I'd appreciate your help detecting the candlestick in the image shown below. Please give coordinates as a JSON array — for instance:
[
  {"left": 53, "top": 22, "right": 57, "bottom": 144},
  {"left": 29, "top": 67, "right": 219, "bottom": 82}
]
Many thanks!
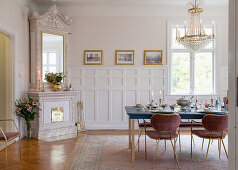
[
  {"left": 37, "top": 71, "right": 41, "bottom": 92},
  {"left": 38, "top": 79, "right": 41, "bottom": 92},
  {"left": 159, "top": 98, "right": 162, "bottom": 106},
  {"left": 42, "top": 82, "right": 45, "bottom": 92},
  {"left": 211, "top": 98, "right": 214, "bottom": 107}
]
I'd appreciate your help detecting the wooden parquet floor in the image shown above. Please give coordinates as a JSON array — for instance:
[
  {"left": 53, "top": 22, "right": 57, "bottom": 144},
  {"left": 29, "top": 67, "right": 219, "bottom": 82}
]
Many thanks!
[{"left": 0, "top": 130, "right": 192, "bottom": 170}]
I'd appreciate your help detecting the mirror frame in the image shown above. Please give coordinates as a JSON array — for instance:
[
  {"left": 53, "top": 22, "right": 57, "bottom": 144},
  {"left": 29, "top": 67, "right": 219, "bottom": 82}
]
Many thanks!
[{"left": 41, "top": 31, "right": 65, "bottom": 83}]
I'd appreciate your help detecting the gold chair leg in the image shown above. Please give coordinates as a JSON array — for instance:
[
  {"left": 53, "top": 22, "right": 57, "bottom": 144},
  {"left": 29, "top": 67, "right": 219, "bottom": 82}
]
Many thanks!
[
  {"left": 191, "top": 133, "right": 193, "bottom": 158},
  {"left": 145, "top": 132, "right": 147, "bottom": 160},
  {"left": 164, "top": 140, "right": 166, "bottom": 151},
  {"left": 218, "top": 139, "right": 220, "bottom": 159},
  {"left": 178, "top": 128, "right": 181, "bottom": 152},
  {"left": 221, "top": 139, "right": 228, "bottom": 159},
  {"left": 137, "top": 129, "right": 142, "bottom": 151},
  {"left": 19, "top": 136, "right": 21, "bottom": 160},
  {"left": 153, "top": 140, "right": 160, "bottom": 168},
  {"left": 170, "top": 139, "right": 180, "bottom": 169},
  {"left": 202, "top": 138, "right": 204, "bottom": 149},
  {"left": 192, "top": 135, "right": 195, "bottom": 146},
  {"left": 5, "top": 141, "right": 7, "bottom": 168},
  {"left": 204, "top": 138, "right": 212, "bottom": 168}
]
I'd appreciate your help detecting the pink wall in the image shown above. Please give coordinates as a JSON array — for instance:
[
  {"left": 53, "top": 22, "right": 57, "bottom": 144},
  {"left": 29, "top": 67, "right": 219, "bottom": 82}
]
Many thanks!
[{"left": 69, "top": 16, "right": 228, "bottom": 67}]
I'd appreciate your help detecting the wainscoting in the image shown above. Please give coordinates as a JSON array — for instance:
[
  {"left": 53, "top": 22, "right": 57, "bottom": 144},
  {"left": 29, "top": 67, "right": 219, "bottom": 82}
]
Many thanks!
[
  {"left": 70, "top": 66, "right": 228, "bottom": 130},
  {"left": 71, "top": 66, "right": 167, "bottom": 129}
]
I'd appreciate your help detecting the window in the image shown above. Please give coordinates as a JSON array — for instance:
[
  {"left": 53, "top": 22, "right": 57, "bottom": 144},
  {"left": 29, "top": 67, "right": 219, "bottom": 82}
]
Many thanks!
[
  {"left": 42, "top": 50, "right": 58, "bottom": 77},
  {"left": 169, "top": 24, "right": 216, "bottom": 94}
]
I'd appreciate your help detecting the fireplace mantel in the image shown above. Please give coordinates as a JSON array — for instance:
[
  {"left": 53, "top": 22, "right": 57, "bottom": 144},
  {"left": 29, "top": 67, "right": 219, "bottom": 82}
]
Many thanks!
[{"left": 28, "top": 91, "right": 78, "bottom": 141}]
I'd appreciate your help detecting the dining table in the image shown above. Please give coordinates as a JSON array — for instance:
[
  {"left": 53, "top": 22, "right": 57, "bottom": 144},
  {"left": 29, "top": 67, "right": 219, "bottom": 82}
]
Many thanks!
[{"left": 125, "top": 106, "right": 228, "bottom": 163}]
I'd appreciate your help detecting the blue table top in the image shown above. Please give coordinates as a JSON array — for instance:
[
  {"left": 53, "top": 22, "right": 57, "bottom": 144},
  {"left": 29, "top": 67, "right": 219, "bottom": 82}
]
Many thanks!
[{"left": 125, "top": 106, "right": 228, "bottom": 119}]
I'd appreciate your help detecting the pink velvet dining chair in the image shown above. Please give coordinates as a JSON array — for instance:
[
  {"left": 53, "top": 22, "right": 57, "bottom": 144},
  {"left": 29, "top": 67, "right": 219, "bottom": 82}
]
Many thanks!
[
  {"left": 145, "top": 113, "right": 181, "bottom": 168},
  {"left": 137, "top": 119, "right": 152, "bottom": 151},
  {"left": 178, "top": 120, "right": 203, "bottom": 151},
  {"left": 191, "top": 114, "right": 228, "bottom": 168},
  {"left": 0, "top": 119, "right": 21, "bottom": 167}
]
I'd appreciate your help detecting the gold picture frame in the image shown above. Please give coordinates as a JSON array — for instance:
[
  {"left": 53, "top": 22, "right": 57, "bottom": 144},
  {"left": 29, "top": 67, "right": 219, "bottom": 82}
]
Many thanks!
[
  {"left": 144, "top": 50, "right": 163, "bottom": 65},
  {"left": 84, "top": 50, "right": 103, "bottom": 65},
  {"left": 115, "top": 50, "right": 135, "bottom": 65}
]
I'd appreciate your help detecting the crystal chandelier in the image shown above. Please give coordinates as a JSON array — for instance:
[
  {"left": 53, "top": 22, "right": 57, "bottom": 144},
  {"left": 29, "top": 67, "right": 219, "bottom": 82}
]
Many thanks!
[{"left": 176, "top": 0, "right": 215, "bottom": 51}]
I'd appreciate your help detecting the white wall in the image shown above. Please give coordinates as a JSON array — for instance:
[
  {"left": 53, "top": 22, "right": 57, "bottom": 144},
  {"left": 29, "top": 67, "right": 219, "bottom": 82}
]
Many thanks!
[
  {"left": 0, "top": 0, "right": 31, "bottom": 136},
  {"left": 34, "top": 1, "right": 228, "bottom": 129}
]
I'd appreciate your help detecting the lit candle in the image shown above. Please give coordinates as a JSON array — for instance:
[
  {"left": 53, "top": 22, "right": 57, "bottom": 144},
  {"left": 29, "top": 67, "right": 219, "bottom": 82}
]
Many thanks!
[
  {"left": 151, "top": 91, "right": 154, "bottom": 100},
  {"left": 184, "top": 20, "right": 187, "bottom": 35},
  {"left": 212, "top": 21, "right": 215, "bottom": 35},
  {"left": 211, "top": 93, "right": 213, "bottom": 99}
]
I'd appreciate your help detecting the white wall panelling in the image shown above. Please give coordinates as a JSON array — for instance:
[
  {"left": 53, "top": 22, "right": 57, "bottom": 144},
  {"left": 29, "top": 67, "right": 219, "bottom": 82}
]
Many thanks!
[
  {"left": 71, "top": 66, "right": 228, "bottom": 130},
  {"left": 71, "top": 66, "right": 167, "bottom": 129}
]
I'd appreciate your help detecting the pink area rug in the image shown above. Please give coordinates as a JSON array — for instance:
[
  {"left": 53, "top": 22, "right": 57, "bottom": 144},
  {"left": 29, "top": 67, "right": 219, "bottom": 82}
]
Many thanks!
[{"left": 65, "top": 134, "right": 228, "bottom": 170}]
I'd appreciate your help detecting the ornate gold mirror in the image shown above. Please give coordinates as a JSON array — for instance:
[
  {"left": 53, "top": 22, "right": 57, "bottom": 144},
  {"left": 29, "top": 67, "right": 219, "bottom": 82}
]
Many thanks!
[{"left": 42, "top": 32, "right": 64, "bottom": 82}]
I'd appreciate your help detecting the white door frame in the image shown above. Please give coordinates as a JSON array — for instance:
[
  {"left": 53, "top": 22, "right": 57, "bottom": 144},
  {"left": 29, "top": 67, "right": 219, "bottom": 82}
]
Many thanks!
[
  {"left": 229, "top": 0, "right": 237, "bottom": 169},
  {"left": 0, "top": 23, "right": 17, "bottom": 128}
]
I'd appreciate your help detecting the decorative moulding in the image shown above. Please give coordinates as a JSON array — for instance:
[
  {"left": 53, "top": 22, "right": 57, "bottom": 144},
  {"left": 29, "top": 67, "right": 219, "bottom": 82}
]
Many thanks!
[
  {"left": 29, "top": 5, "right": 72, "bottom": 91},
  {"left": 29, "top": 5, "right": 72, "bottom": 32}
]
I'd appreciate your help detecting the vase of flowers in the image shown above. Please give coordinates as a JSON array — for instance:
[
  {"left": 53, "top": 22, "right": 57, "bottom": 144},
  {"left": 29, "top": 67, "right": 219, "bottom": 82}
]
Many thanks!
[
  {"left": 45, "top": 72, "right": 65, "bottom": 91},
  {"left": 15, "top": 97, "right": 40, "bottom": 140}
]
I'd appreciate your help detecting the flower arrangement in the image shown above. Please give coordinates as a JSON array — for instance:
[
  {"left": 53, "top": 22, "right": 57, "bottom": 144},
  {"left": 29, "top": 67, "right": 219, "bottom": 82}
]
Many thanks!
[
  {"left": 45, "top": 72, "right": 65, "bottom": 85},
  {"left": 161, "top": 104, "right": 167, "bottom": 109},
  {"left": 169, "top": 104, "right": 175, "bottom": 111},
  {"left": 205, "top": 104, "right": 210, "bottom": 108},
  {"left": 136, "top": 104, "right": 142, "bottom": 109},
  {"left": 15, "top": 97, "right": 40, "bottom": 139}
]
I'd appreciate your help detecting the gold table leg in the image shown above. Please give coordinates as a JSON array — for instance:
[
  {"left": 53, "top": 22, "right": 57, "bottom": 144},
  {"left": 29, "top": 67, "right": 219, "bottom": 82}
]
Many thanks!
[
  {"left": 131, "top": 119, "right": 135, "bottom": 163},
  {"left": 129, "top": 118, "right": 132, "bottom": 149}
]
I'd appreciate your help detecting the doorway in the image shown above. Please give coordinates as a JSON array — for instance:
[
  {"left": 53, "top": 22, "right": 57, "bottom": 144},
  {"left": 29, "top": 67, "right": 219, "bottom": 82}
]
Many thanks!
[{"left": 0, "top": 31, "right": 15, "bottom": 150}]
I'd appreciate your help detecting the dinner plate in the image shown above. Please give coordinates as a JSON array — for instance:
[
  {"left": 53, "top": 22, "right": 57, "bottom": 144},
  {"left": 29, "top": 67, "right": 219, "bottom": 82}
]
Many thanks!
[
  {"left": 197, "top": 110, "right": 223, "bottom": 113},
  {"left": 151, "top": 110, "right": 174, "bottom": 113}
]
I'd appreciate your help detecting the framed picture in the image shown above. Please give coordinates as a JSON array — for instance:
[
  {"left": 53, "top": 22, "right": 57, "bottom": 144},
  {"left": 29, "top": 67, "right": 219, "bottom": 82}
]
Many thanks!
[
  {"left": 144, "top": 50, "right": 163, "bottom": 65},
  {"left": 84, "top": 50, "right": 103, "bottom": 65},
  {"left": 116, "top": 50, "right": 135, "bottom": 65}
]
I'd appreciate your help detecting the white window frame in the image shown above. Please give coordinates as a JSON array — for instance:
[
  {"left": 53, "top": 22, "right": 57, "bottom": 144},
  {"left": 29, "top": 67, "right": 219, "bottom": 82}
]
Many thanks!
[
  {"left": 167, "top": 21, "right": 220, "bottom": 95},
  {"left": 42, "top": 49, "right": 59, "bottom": 74}
]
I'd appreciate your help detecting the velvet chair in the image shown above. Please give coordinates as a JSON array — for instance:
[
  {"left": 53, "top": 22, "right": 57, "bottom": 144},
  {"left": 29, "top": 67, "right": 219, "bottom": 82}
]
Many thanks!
[
  {"left": 137, "top": 119, "right": 152, "bottom": 151},
  {"left": 0, "top": 119, "right": 21, "bottom": 167},
  {"left": 178, "top": 120, "right": 203, "bottom": 151},
  {"left": 145, "top": 113, "right": 181, "bottom": 168},
  {"left": 191, "top": 114, "right": 228, "bottom": 168}
]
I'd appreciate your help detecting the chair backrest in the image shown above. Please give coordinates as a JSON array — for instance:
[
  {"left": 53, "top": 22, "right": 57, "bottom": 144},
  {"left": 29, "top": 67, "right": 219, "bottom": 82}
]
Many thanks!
[
  {"left": 202, "top": 114, "right": 228, "bottom": 132},
  {"left": 151, "top": 113, "right": 181, "bottom": 132}
]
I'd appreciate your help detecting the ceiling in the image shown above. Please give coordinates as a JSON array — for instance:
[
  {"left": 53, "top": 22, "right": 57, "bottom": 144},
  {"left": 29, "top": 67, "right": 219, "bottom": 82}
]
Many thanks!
[{"left": 31, "top": 0, "right": 228, "bottom": 6}]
